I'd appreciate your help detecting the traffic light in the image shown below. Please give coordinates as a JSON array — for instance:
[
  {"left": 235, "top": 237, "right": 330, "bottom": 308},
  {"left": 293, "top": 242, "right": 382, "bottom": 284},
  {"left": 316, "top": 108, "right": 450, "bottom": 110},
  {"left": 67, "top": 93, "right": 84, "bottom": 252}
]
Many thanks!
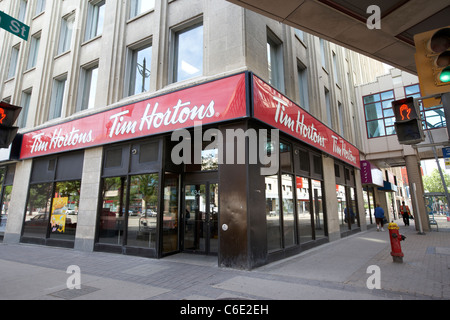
[
  {"left": 0, "top": 101, "right": 22, "bottom": 149},
  {"left": 414, "top": 26, "right": 450, "bottom": 98},
  {"left": 392, "top": 97, "right": 424, "bottom": 145}
]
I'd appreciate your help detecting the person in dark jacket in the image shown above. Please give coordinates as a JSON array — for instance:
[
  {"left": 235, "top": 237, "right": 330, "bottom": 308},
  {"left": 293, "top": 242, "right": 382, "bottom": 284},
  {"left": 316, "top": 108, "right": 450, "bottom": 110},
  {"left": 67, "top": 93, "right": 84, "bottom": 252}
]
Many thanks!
[{"left": 374, "top": 204, "right": 385, "bottom": 231}]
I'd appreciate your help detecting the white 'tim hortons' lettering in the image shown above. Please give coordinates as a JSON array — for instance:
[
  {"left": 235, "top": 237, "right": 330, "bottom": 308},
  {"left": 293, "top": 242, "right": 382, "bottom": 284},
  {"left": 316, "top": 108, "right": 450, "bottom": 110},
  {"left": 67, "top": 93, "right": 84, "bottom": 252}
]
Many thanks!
[{"left": 273, "top": 96, "right": 326, "bottom": 148}]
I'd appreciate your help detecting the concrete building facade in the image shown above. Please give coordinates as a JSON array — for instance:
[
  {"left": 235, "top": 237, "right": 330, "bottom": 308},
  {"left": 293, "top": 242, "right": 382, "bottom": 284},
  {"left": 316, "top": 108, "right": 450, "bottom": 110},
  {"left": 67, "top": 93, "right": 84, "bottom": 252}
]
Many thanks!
[{"left": 0, "top": 0, "right": 388, "bottom": 269}]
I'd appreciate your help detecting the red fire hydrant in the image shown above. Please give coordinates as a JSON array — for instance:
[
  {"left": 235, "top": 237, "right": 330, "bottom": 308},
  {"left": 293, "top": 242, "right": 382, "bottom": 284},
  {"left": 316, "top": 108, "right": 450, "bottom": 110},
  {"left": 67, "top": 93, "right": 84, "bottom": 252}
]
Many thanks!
[{"left": 388, "top": 222, "right": 406, "bottom": 263}]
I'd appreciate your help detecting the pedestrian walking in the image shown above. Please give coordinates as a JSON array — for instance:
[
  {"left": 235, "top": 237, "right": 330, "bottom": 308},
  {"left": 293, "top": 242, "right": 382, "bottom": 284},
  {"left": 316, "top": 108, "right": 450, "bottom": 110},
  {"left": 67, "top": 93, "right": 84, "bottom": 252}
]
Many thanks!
[
  {"left": 400, "top": 201, "right": 410, "bottom": 226},
  {"left": 374, "top": 204, "right": 385, "bottom": 231}
]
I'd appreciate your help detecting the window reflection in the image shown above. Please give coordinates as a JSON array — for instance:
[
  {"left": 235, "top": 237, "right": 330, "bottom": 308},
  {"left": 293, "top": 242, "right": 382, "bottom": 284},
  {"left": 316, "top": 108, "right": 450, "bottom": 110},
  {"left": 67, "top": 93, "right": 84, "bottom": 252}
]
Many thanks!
[
  {"left": 174, "top": 24, "right": 203, "bottom": 82},
  {"left": 99, "top": 177, "right": 127, "bottom": 245},
  {"left": 163, "top": 173, "right": 179, "bottom": 253},
  {"left": 49, "top": 181, "right": 81, "bottom": 241},
  {"left": 296, "top": 177, "right": 312, "bottom": 243},
  {"left": 282, "top": 174, "right": 295, "bottom": 247},
  {"left": 265, "top": 175, "right": 281, "bottom": 252},
  {"left": 127, "top": 174, "right": 158, "bottom": 249},
  {"left": 23, "top": 183, "right": 53, "bottom": 238}
]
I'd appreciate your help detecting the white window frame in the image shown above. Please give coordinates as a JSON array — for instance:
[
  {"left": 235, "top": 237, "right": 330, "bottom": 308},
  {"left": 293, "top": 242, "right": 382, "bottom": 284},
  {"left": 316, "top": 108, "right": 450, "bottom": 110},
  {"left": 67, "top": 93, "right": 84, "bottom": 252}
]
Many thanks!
[
  {"left": 129, "top": 0, "right": 155, "bottom": 19},
  {"left": 48, "top": 76, "right": 67, "bottom": 120},
  {"left": 7, "top": 45, "right": 20, "bottom": 79},
  {"left": 27, "top": 33, "right": 41, "bottom": 70},
  {"left": 77, "top": 63, "right": 99, "bottom": 112},
  {"left": 85, "top": 0, "right": 105, "bottom": 41},
  {"left": 57, "top": 14, "right": 75, "bottom": 55},
  {"left": 267, "top": 30, "right": 285, "bottom": 93}
]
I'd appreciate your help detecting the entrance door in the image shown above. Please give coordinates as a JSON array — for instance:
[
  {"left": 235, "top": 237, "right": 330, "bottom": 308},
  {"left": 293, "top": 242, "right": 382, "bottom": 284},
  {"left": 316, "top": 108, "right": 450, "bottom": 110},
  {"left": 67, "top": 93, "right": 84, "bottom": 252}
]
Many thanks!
[{"left": 183, "top": 181, "right": 219, "bottom": 255}]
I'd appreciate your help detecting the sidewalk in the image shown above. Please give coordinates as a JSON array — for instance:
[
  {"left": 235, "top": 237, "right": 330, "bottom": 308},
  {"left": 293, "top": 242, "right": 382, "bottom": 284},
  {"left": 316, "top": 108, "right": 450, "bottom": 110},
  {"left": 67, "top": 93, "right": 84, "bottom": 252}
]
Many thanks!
[{"left": 0, "top": 218, "right": 449, "bottom": 300}]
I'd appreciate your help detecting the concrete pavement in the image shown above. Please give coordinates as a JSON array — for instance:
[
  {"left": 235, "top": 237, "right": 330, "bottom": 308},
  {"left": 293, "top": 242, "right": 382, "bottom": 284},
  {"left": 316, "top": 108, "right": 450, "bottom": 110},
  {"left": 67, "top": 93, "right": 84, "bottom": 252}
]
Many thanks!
[{"left": 0, "top": 218, "right": 449, "bottom": 301}]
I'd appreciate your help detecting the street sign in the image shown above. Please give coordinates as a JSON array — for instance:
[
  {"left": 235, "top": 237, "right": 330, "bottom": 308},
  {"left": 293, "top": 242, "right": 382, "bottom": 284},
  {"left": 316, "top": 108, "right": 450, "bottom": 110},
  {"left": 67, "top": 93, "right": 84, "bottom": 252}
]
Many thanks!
[
  {"left": 0, "top": 11, "right": 30, "bottom": 41},
  {"left": 443, "top": 147, "right": 450, "bottom": 170}
]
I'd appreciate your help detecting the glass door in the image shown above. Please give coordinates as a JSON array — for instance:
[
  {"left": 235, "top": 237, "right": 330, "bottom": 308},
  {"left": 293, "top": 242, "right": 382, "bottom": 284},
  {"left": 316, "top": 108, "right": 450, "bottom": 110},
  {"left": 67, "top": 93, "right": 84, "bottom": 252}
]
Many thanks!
[{"left": 183, "top": 182, "right": 218, "bottom": 255}]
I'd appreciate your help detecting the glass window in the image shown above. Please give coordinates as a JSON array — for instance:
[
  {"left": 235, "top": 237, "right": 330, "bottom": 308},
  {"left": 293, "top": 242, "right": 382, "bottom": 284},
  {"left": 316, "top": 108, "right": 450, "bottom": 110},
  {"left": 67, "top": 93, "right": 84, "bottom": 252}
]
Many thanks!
[
  {"left": 8, "top": 46, "right": 20, "bottom": 79},
  {"left": 129, "top": 0, "right": 155, "bottom": 18},
  {"left": 23, "top": 183, "right": 53, "bottom": 238},
  {"left": 174, "top": 24, "right": 203, "bottom": 83},
  {"left": 337, "top": 184, "right": 348, "bottom": 232},
  {"left": 267, "top": 31, "right": 285, "bottom": 93},
  {"left": 48, "top": 77, "right": 67, "bottom": 120},
  {"left": 18, "top": 0, "right": 28, "bottom": 22},
  {"left": 18, "top": 90, "right": 31, "bottom": 128},
  {"left": 127, "top": 174, "right": 158, "bottom": 249},
  {"left": 57, "top": 14, "right": 74, "bottom": 55},
  {"left": 85, "top": 0, "right": 105, "bottom": 41},
  {"left": 296, "top": 177, "right": 312, "bottom": 243},
  {"left": 27, "top": 34, "right": 41, "bottom": 70},
  {"left": 265, "top": 175, "right": 281, "bottom": 252},
  {"left": 312, "top": 180, "right": 325, "bottom": 239},
  {"left": 367, "top": 120, "right": 385, "bottom": 138},
  {"left": 128, "top": 44, "right": 152, "bottom": 96},
  {"left": 49, "top": 181, "right": 81, "bottom": 241},
  {"left": 35, "top": 0, "right": 46, "bottom": 15},
  {"left": 98, "top": 177, "right": 127, "bottom": 245},
  {"left": 77, "top": 65, "right": 98, "bottom": 111},
  {"left": 297, "top": 64, "right": 309, "bottom": 111},
  {"left": 282, "top": 174, "right": 295, "bottom": 247},
  {"left": 0, "top": 186, "right": 12, "bottom": 237},
  {"left": 163, "top": 173, "right": 179, "bottom": 254},
  {"left": 363, "top": 91, "right": 395, "bottom": 138},
  {"left": 405, "top": 83, "right": 446, "bottom": 130}
]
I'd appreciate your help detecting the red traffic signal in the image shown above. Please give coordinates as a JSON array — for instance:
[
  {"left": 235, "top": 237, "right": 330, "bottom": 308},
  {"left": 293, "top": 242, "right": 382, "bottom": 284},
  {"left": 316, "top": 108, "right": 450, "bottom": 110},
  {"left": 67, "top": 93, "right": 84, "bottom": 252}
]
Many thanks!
[
  {"left": 0, "top": 101, "right": 22, "bottom": 149},
  {"left": 392, "top": 98, "right": 424, "bottom": 145},
  {"left": 392, "top": 97, "right": 419, "bottom": 122}
]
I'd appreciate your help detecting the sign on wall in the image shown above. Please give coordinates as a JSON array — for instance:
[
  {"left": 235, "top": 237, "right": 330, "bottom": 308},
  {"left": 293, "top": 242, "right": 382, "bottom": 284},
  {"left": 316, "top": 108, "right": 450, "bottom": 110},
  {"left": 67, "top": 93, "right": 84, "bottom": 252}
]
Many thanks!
[{"left": 252, "top": 75, "right": 360, "bottom": 168}]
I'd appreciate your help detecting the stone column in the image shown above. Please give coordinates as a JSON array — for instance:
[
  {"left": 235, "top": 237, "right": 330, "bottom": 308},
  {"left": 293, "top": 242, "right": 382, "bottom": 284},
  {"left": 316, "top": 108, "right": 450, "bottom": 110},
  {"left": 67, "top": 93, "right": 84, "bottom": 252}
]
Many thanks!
[
  {"left": 404, "top": 155, "right": 429, "bottom": 232},
  {"left": 74, "top": 147, "right": 103, "bottom": 251},
  {"left": 3, "top": 159, "right": 33, "bottom": 244}
]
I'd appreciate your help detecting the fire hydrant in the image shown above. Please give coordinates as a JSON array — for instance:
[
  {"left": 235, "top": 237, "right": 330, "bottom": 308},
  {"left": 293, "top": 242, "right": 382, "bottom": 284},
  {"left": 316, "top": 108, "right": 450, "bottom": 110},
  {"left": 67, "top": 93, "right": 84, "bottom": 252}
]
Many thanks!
[{"left": 388, "top": 222, "right": 406, "bottom": 263}]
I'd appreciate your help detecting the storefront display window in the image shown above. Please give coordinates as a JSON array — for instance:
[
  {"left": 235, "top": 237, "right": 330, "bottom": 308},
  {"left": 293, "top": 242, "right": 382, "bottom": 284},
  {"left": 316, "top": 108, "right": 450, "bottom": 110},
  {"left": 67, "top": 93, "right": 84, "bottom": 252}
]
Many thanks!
[
  {"left": 282, "top": 174, "right": 295, "bottom": 247},
  {"left": 23, "top": 183, "right": 53, "bottom": 239},
  {"left": 163, "top": 173, "right": 179, "bottom": 254},
  {"left": 0, "top": 165, "right": 14, "bottom": 239},
  {"left": 296, "top": 177, "right": 312, "bottom": 243},
  {"left": 98, "top": 177, "right": 127, "bottom": 245},
  {"left": 127, "top": 174, "right": 159, "bottom": 249},
  {"left": 312, "top": 179, "right": 326, "bottom": 239},
  {"left": 266, "top": 175, "right": 281, "bottom": 252}
]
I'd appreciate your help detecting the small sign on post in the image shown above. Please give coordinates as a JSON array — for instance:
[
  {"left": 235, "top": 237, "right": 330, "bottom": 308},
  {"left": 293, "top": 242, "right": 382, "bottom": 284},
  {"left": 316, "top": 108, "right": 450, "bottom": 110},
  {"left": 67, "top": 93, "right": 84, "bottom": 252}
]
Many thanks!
[
  {"left": 443, "top": 147, "right": 450, "bottom": 170},
  {"left": 0, "top": 11, "right": 30, "bottom": 41}
]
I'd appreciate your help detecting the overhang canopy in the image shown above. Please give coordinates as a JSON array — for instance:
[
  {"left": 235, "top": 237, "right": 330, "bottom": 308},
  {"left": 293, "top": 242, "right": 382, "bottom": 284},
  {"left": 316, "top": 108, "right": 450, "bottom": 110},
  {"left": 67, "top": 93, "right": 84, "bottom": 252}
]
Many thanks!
[{"left": 226, "top": 0, "right": 450, "bottom": 74}]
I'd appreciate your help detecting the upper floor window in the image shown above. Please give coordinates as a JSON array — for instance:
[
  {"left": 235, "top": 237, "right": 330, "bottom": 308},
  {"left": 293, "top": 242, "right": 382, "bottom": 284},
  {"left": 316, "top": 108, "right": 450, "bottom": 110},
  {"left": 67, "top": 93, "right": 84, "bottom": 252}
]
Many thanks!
[
  {"left": 363, "top": 90, "right": 395, "bottom": 138},
  {"left": 77, "top": 64, "right": 98, "bottom": 112},
  {"left": 57, "top": 14, "right": 75, "bottom": 55},
  {"left": 129, "top": 0, "right": 155, "bottom": 19},
  {"left": 85, "top": 0, "right": 105, "bottom": 41},
  {"left": 267, "top": 30, "right": 285, "bottom": 93},
  {"left": 48, "top": 76, "right": 67, "bottom": 120},
  {"left": 126, "top": 43, "right": 152, "bottom": 96},
  {"left": 27, "top": 33, "right": 41, "bottom": 70},
  {"left": 18, "top": 0, "right": 28, "bottom": 22},
  {"left": 173, "top": 23, "right": 203, "bottom": 83},
  {"left": 7, "top": 45, "right": 20, "bottom": 79},
  {"left": 35, "top": 0, "right": 46, "bottom": 16}
]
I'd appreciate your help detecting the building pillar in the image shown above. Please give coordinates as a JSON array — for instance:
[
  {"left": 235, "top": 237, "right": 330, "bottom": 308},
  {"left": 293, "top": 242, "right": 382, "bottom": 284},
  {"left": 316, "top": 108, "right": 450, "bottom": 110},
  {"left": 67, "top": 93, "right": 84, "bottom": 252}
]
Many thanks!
[
  {"left": 3, "top": 159, "right": 33, "bottom": 244},
  {"left": 404, "top": 155, "right": 429, "bottom": 232},
  {"left": 74, "top": 147, "right": 103, "bottom": 252},
  {"left": 354, "top": 169, "right": 367, "bottom": 231},
  {"left": 322, "top": 155, "right": 340, "bottom": 242}
]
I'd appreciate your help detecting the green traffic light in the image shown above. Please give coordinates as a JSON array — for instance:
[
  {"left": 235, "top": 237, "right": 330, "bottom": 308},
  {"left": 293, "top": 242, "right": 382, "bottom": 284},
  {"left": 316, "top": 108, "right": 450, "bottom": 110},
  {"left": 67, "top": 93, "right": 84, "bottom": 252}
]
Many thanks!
[{"left": 440, "top": 67, "right": 450, "bottom": 83}]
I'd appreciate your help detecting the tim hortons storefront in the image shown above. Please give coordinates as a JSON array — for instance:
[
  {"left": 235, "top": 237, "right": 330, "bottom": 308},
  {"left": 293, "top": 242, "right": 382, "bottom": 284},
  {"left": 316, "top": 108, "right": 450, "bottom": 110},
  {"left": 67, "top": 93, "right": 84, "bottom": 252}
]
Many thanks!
[{"left": 6, "top": 72, "right": 362, "bottom": 269}]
